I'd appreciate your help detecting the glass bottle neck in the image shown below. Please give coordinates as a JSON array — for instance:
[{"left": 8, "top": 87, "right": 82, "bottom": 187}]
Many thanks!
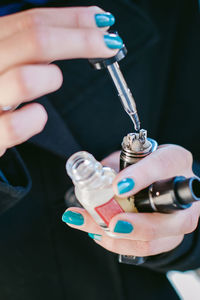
[{"left": 66, "top": 151, "right": 111, "bottom": 190}]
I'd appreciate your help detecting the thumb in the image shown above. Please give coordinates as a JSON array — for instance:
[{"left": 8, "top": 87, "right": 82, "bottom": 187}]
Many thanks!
[{"left": 101, "top": 151, "right": 120, "bottom": 172}]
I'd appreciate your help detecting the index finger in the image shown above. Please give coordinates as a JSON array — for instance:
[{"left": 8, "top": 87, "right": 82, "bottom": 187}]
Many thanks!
[
  {"left": 0, "top": 28, "right": 121, "bottom": 73},
  {"left": 0, "top": 6, "right": 113, "bottom": 40},
  {"left": 113, "top": 144, "right": 193, "bottom": 198}
]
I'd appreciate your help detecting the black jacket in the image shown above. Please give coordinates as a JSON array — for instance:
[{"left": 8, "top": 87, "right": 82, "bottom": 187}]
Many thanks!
[{"left": 0, "top": 0, "right": 199, "bottom": 299}]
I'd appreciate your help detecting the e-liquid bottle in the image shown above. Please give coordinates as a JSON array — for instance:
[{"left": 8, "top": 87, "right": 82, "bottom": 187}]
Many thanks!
[{"left": 66, "top": 151, "right": 123, "bottom": 231}]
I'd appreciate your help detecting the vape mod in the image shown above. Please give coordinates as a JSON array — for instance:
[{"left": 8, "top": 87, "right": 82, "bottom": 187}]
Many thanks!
[{"left": 118, "top": 129, "right": 157, "bottom": 265}]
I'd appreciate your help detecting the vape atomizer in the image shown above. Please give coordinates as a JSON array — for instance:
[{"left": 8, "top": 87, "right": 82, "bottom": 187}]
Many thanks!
[{"left": 120, "top": 129, "right": 157, "bottom": 169}]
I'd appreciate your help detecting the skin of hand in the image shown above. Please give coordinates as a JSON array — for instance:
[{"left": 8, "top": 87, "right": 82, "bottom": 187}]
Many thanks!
[
  {"left": 0, "top": 6, "right": 119, "bottom": 156},
  {"left": 63, "top": 145, "right": 200, "bottom": 257}
]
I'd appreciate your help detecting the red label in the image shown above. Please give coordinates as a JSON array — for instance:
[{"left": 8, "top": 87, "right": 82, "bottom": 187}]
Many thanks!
[{"left": 95, "top": 198, "right": 124, "bottom": 226}]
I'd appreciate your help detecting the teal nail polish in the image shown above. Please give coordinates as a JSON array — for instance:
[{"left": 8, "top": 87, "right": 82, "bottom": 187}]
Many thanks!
[
  {"left": 114, "top": 220, "right": 133, "bottom": 234},
  {"left": 95, "top": 13, "right": 115, "bottom": 28},
  {"left": 62, "top": 211, "right": 84, "bottom": 226},
  {"left": 88, "top": 233, "right": 102, "bottom": 241},
  {"left": 104, "top": 34, "right": 123, "bottom": 49},
  {"left": 117, "top": 178, "right": 135, "bottom": 194}
]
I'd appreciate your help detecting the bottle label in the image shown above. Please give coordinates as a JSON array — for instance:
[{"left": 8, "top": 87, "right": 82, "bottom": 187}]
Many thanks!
[
  {"left": 115, "top": 195, "right": 138, "bottom": 213},
  {"left": 95, "top": 198, "right": 124, "bottom": 226}
]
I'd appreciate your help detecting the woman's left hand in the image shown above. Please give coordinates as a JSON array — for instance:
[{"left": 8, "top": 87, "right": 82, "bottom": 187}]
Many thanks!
[{"left": 62, "top": 144, "right": 200, "bottom": 256}]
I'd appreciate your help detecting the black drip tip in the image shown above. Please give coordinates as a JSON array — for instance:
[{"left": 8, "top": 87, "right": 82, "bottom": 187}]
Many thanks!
[
  {"left": 135, "top": 176, "right": 200, "bottom": 213},
  {"left": 175, "top": 177, "right": 200, "bottom": 205}
]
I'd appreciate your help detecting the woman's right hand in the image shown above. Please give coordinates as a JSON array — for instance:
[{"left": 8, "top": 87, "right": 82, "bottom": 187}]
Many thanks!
[{"left": 0, "top": 6, "right": 120, "bottom": 156}]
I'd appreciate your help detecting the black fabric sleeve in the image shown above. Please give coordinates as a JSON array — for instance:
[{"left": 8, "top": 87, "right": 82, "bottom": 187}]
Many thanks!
[
  {"left": 0, "top": 148, "right": 32, "bottom": 215},
  {"left": 141, "top": 161, "right": 200, "bottom": 272}
]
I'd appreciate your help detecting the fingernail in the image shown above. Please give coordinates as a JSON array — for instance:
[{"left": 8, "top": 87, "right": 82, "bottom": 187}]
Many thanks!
[
  {"left": 88, "top": 233, "right": 102, "bottom": 241},
  {"left": 104, "top": 34, "right": 123, "bottom": 49},
  {"left": 62, "top": 211, "right": 84, "bottom": 226},
  {"left": 117, "top": 178, "right": 135, "bottom": 194},
  {"left": 95, "top": 13, "right": 115, "bottom": 28},
  {"left": 114, "top": 220, "right": 133, "bottom": 234}
]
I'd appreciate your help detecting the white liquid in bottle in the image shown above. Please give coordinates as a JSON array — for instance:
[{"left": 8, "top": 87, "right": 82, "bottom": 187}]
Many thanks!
[{"left": 66, "top": 151, "right": 124, "bottom": 231}]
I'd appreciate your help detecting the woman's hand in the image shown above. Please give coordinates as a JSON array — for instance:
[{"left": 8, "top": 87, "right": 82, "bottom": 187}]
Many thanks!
[
  {"left": 0, "top": 6, "right": 119, "bottom": 156},
  {"left": 63, "top": 145, "right": 200, "bottom": 256}
]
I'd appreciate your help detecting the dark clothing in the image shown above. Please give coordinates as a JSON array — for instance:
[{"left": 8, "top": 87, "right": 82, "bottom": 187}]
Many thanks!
[
  {"left": 0, "top": 0, "right": 200, "bottom": 299},
  {"left": 0, "top": 0, "right": 52, "bottom": 16}
]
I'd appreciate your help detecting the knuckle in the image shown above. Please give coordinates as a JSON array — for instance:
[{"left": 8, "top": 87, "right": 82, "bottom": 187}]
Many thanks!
[
  {"left": 143, "top": 223, "right": 157, "bottom": 241},
  {"left": 147, "top": 151, "right": 171, "bottom": 180},
  {"left": 20, "top": 9, "right": 42, "bottom": 30},
  {"left": 154, "top": 150, "right": 172, "bottom": 171},
  {"left": 171, "top": 145, "right": 193, "bottom": 168},
  {"left": 26, "top": 26, "right": 47, "bottom": 60},
  {"left": 152, "top": 145, "right": 193, "bottom": 176},
  {"left": 74, "top": 9, "right": 82, "bottom": 28},
  {"left": 139, "top": 241, "right": 154, "bottom": 256},
  {"left": 12, "top": 68, "right": 29, "bottom": 98},
  {"left": 82, "top": 30, "right": 101, "bottom": 56}
]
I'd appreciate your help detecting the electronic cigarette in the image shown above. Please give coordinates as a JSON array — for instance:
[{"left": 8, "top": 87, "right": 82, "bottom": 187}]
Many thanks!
[
  {"left": 68, "top": 29, "right": 199, "bottom": 264},
  {"left": 118, "top": 129, "right": 158, "bottom": 265},
  {"left": 66, "top": 150, "right": 200, "bottom": 252}
]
